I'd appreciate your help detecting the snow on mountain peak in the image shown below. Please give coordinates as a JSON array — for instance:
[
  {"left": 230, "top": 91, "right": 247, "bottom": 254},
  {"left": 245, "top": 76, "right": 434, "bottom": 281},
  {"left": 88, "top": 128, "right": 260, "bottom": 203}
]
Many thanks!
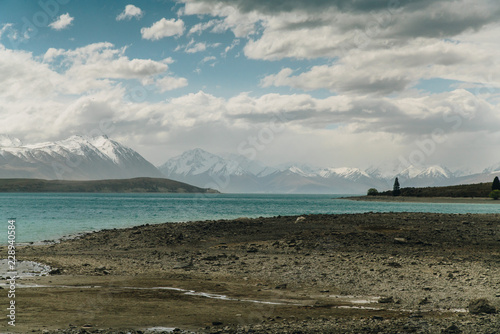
[
  {"left": 0, "top": 135, "right": 162, "bottom": 180},
  {"left": 318, "top": 167, "right": 371, "bottom": 179},
  {"left": 161, "top": 148, "right": 247, "bottom": 177},
  {"left": 0, "top": 135, "right": 22, "bottom": 147},
  {"left": 419, "top": 165, "right": 452, "bottom": 178}
]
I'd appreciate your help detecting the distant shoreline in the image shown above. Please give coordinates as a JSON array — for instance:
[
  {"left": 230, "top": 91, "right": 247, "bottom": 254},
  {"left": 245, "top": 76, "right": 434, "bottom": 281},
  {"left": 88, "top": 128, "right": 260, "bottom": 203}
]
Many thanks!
[
  {"left": 0, "top": 177, "right": 219, "bottom": 193},
  {"left": 342, "top": 195, "right": 500, "bottom": 204}
]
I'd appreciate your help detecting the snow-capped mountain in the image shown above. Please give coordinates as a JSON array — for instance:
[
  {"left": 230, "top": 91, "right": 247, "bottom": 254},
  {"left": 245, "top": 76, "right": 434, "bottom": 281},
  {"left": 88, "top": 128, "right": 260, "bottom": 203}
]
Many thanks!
[
  {"left": 159, "top": 149, "right": 264, "bottom": 193},
  {"left": 159, "top": 148, "right": 500, "bottom": 194},
  {"left": 0, "top": 135, "right": 163, "bottom": 180},
  {"left": 392, "top": 165, "right": 456, "bottom": 187},
  {"left": 159, "top": 149, "right": 386, "bottom": 193}
]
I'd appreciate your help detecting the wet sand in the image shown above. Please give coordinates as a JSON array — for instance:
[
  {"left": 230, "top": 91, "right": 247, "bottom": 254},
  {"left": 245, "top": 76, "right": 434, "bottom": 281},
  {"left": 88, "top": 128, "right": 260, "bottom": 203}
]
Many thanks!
[{"left": 1, "top": 213, "right": 500, "bottom": 333}]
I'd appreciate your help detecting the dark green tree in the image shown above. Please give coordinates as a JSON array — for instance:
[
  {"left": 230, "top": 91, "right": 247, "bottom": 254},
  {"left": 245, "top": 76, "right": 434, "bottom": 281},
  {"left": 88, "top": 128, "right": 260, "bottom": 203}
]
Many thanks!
[
  {"left": 492, "top": 176, "right": 500, "bottom": 191},
  {"left": 367, "top": 188, "right": 379, "bottom": 196},
  {"left": 393, "top": 177, "right": 401, "bottom": 196}
]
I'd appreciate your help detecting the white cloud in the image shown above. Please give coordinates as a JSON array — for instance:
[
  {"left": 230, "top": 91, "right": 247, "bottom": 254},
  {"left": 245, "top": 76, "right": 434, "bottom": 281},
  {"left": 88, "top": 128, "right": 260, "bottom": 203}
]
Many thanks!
[
  {"left": 0, "top": 24, "right": 13, "bottom": 39},
  {"left": 222, "top": 39, "right": 240, "bottom": 56},
  {"left": 42, "top": 43, "right": 177, "bottom": 94},
  {"left": 186, "top": 42, "right": 206, "bottom": 53},
  {"left": 188, "top": 19, "right": 223, "bottom": 35},
  {"left": 261, "top": 39, "right": 500, "bottom": 95},
  {"left": 182, "top": 1, "right": 263, "bottom": 37},
  {"left": 201, "top": 56, "right": 216, "bottom": 64},
  {"left": 155, "top": 76, "right": 188, "bottom": 92},
  {"left": 49, "top": 13, "right": 74, "bottom": 31},
  {"left": 175, "top": 39, "right": 221, "bottom": 53},
  {"left": 141, "top": 18, "right": 185, "bottom": 40},
  {"left": 1, "top": 39, "right": 498, "bottom": 169},
  {"left": 116, "top": 4, "right": 143, "bottom": 21}
]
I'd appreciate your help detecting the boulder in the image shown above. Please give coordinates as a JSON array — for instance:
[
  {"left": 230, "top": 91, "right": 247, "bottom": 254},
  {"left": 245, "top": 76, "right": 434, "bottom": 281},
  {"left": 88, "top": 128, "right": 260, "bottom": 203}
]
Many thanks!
[{"left": 468, "top": 298, "right": 496, "bottom": 314}]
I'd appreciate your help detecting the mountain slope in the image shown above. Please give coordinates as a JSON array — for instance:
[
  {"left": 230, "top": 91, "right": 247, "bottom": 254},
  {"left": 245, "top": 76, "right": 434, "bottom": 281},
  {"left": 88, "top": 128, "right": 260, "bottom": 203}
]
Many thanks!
[
  {"left": 0, "top": 177, "right": 218, "bottom": 193},
  {"left": 0, "top": 135, "right": 164, "bottom": 180}
]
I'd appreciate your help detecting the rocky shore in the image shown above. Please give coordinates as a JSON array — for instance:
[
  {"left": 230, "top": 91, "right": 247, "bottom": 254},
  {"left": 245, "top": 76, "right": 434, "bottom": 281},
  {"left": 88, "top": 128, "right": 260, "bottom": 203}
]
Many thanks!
[{"left": 2, "top": 212, "right": 500, "bottom": 333}]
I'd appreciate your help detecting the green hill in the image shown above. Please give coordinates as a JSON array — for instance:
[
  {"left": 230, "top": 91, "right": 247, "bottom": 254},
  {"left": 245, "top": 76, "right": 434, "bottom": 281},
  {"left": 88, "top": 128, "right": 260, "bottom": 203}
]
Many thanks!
[
  {"left": 0, "top": 177, "right": 219, "bottom": 193},
  {"left": 378, "top": 182, "right": 491, "bottom": 198}
]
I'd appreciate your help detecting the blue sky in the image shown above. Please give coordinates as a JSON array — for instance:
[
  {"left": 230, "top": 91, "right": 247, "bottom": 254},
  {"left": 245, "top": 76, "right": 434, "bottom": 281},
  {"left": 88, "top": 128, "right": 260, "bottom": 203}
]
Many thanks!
[{"left": 1, "top": 0, "right": 500, "bottom": 172}]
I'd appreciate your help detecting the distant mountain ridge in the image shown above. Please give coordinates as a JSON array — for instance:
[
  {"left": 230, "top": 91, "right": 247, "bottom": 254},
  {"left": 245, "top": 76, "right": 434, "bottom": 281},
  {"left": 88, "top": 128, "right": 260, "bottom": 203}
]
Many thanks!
[
  {"left": 0, "top": 177, "right": 218, "bottom": 193},
  {"left": 2, "top": 136, "right": 498, "bottom": 194},
  {"left": 0, "top": 135, "right": 163, "bottom": 180},
  {"left": 159, "top": 148, "right": 500, "bottom": 194}
]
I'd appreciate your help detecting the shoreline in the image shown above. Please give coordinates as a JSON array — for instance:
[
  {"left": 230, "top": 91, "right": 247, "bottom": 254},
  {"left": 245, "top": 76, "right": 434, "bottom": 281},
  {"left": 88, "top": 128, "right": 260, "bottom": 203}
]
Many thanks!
[
  {"left": 342, "top": 195, "right": 500, "bottom": 204},
  {"left": 3, "top": 212, "right": 499, "bottom": 333}
]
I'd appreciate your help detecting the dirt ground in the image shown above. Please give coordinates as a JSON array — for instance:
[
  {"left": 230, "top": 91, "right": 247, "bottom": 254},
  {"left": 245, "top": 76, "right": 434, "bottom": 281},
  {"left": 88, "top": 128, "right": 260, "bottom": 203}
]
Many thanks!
[{"left": 1, "top": 212, "right": 500, "bottom": 333}]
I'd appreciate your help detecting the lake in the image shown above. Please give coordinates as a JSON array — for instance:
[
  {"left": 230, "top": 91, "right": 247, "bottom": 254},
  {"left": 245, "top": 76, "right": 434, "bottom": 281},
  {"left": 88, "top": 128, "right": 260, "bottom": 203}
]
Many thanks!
[{"left": 2, "top": 193, "right": 500, "bottom": 244}]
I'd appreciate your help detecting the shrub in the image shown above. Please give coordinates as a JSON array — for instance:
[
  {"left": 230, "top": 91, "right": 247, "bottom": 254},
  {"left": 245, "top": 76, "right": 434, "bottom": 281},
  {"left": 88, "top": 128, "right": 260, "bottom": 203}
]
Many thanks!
[
  {"left": 367, "top": 188, "right": 379, "bottom": 196},
  {"left": 489, "top": 190, "right": 500, "bottom": 200}
]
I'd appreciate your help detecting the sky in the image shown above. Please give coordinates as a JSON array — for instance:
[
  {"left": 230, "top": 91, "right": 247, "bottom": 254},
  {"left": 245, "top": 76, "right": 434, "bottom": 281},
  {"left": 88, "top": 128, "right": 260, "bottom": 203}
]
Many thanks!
[{"left": 1, "top": 0, "right": 500, "bottom": 172}]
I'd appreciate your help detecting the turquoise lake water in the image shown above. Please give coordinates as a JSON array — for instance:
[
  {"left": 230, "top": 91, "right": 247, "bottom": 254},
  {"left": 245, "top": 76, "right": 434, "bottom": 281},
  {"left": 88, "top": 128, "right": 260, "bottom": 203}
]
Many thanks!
[{"left": 1, "top": 193, "right": 500, "bottom": 244}]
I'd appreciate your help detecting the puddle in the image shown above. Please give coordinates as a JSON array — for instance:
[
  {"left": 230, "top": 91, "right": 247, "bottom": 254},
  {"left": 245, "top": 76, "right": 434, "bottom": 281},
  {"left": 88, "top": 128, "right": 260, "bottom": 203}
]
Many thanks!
[
  {"left": 336, "top": 305, "right": 382, "bottom": 310},
  {"left": 145, "top": 327, "right": 177, "bottom": 333},
  {"left": 328, "top": 294, "right": 381, "bottom": 304},
  {"left": 125, "top": 286, "right": 302, "bottom": 305},
  {"left": 0, "top": 283, "right": 303, "bottom": 306},
  {"left": 0, "top": 259, "right": 51, "bottom": 278}
]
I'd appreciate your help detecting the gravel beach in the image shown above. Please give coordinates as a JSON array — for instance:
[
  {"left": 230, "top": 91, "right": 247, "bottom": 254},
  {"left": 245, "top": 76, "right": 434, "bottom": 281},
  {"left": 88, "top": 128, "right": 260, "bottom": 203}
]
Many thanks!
[{"left": 2, "top": 212, "right": 500, "bottom": 333}]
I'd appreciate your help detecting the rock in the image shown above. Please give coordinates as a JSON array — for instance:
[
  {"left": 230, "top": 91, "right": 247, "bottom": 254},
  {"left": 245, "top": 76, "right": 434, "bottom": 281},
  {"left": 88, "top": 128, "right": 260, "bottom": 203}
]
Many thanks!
[
  {"left": 468, "top": 298, "right": 497, "bottom": 314},
  {"left": 442, "top": 324, "right": 462, "bottom": 334},
  {"left": 173, "top": 258, "right": 193, "bottom": 269},
  {"left": 419, "top": 297, "right": 431, "bottom": 305},
  {"left": 295, "top": 216, "right": 306, "bottom": 223},
  {"left": 49, "top": 268, "right": 62, "bottom": 275},
  {"left": 378, "top": 296, "right": 394, "bottom": 304},
  {"left": 394, "top": 237, "right": 407, "bottom": 244},
  {"left": 275, "top": 283, "right": 287, "bottom": 289},
  {"left": 387, "top": 262, "right": 402, "bottom": 268},
  {"left": 212, "top": 321, "right": 223, "bottom": 326}
]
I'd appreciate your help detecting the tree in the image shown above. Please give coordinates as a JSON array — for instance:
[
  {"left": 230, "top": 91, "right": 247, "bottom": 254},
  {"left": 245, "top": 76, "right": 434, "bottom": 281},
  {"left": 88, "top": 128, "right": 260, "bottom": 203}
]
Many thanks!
[
  {"left": 367, "top": 188, "right": 379, "bottom": 196},
  {"left": 492, "top": 177, "right": 500, "bottom": 191},
  {"left": 393, "top": 177, "right": 401, "bottom": 196},
  {"left": 490, "top": 190, "right": 500, "bottom": 200}
]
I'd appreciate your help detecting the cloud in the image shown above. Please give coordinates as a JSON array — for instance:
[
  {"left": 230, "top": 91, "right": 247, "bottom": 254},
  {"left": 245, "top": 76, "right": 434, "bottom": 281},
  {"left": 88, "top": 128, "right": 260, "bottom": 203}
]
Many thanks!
[
  {"left": 42, "top": 43, "right": 180, "bottom": 94},
  {"left": 188, "top": 19, "right": 223, "bottom": 35},
  {"left": 175, "top": 39, "right": 221, "bottom": 53},
  {"left": 116, "top": 4, "right": 144, "bottom": 21},
  {"left": 141, "top": 18, "right": 185, "bottom": 40},
  {"left": 0, "top": 24, "right": 13, "bottom": 39},
  {"left": 49, "top": 13, "right": 74, "bottom": 30},
  {"left": 201, "top": 56, "right": 216, "bottom": 63},
  {"left": 261, "top": 39, "right": 500, "bottom": 95},
  {"left": 1, "top": 39, "right": 498, "bottom": 169},
  {"left": 180, "top": 0, "right": 500, "bottom": 61},
  {"left": 222, "top": 39, "right": 240, "bottom": 56},
  {"left": 185, "top": 42, "right": 207, "bottom": 53},
  {"left": 155, "top": 76, "right": 189, "bottom": 92}
]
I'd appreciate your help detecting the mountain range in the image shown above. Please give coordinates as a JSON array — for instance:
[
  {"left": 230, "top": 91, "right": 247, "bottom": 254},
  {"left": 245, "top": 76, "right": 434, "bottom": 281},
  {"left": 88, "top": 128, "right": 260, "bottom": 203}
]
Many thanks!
[
  {"left": 1, "top": 135, "right": 499, "bottom": 194},
  {"left": 159, "top": 148, "right": 500, "bottom": 194}
]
